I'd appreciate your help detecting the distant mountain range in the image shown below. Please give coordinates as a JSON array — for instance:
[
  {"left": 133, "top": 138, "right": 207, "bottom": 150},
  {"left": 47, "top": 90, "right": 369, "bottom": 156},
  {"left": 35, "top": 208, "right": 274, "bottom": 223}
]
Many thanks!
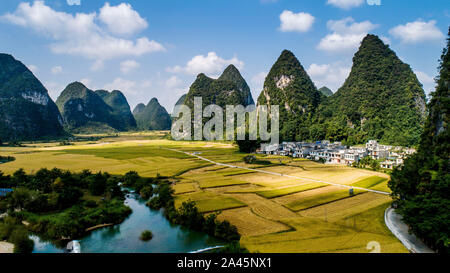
[
  {"left": 55, "top": 82, "right": 136, "bottom": 133},
  {"left": 0, "top": 34, "right": 428, "bottom": 145},
  {"left": 133, "top": 98, "right": 172, "bottom": 130},
  {"left": 319, "top": 87, "right": 333, "bottom": 97},
  {"left": 183, "top": 64, "right": 255, "bottom": 109}
]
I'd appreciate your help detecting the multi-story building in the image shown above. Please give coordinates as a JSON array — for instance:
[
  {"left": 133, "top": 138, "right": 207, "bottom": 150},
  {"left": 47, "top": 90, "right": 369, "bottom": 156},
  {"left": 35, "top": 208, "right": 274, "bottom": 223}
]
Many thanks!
[{"left": 258, "top": 140, "right": 414, "bottom": 169}]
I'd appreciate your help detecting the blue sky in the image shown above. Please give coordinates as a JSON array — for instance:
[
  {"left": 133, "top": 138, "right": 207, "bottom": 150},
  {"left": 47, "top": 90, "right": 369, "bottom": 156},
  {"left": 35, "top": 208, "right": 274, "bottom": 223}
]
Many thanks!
[{"left": 0, "top": 0, "right": 448, "bottom": 111}]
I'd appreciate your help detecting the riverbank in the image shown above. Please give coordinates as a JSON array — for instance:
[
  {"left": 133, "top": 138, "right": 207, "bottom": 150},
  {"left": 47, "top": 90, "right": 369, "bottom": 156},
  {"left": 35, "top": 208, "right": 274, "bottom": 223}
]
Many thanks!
[{"left": 0, "top": 241, "right": 13, "bottom": 253}]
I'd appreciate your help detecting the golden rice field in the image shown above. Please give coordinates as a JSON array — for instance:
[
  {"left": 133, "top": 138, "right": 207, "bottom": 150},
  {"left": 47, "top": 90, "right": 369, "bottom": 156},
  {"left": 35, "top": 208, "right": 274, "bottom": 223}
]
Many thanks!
[{"left": 0, "top": 132, "right": 407, "bottom": 253}]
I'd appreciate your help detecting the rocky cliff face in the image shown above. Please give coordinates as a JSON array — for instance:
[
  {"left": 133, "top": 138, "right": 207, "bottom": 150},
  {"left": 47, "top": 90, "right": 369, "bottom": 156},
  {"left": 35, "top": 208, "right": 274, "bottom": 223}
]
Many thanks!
[
  {"left": 0, "top": 53, "right": 64, "bottom": 141},
  {"left": 257, "top": 50, "right": 323, "bottom": 140}
]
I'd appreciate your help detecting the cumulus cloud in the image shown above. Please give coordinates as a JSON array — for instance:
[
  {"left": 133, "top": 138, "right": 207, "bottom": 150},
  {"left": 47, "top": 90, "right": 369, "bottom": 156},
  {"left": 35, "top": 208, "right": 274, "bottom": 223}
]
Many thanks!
[
  {"left": 51, "top": 66, "right": 63, "bottom": 75},
  {"left": 389, "top": 20, "right": 444, "bottom": 44},
  {"left": 27, "top": 64, "right": 38, "bottom": 73},
  {"left": 414, "top": 70, "right": 436, "bottom": 95},
  {"left": 1, "top": 1, "right": 164, "bottom": 69},
  {"left": 120, "top": 60, "right": 140, "bottom": 74},
  {"left": 307, "top": 62, "right": 351, "bottom": 91},
  {"left": 99, "top": 3, "right": 148, "bottom": 36},
  {"left": 279, "top": 10, "right": 315, "bottom": 33},
  {"left": 165, "top": 76, "right": 183, "bottom": 88},
  {"left": 167, "top": 52, "right": 244, "bottom": 77},
  {"left": 326, "top": 0, "right": 364, "bottom": 10},
  {"left": 80, "top": 78, "right": 92, "bottom": 87},
  {"left": 250, "top": 72, "right": 267, "bottom": 91},
  {"left": 318, "top": 17, "right": 378, "bottom": 52},
  {"left": 103, "top": 77, "right": 139, "bottom": 95}
]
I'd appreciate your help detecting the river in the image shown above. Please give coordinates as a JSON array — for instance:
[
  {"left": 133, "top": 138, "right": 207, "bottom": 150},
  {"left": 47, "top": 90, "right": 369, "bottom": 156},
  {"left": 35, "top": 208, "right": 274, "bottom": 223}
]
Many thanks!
[{"left": 32, "top": 192, "right": 223, "bottom": 253}]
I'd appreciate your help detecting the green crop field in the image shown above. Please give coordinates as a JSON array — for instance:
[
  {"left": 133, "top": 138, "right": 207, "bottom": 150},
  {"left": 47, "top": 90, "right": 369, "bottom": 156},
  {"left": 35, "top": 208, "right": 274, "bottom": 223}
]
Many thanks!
[
  {"left": 256, "top": 183, "right": 327, "bottom": 199},
  {"left": 284, "top": 189, "right": 366, "bottom": 211},
  {"left": 352, "top": 176, "right": 388, "bottom": 189}
]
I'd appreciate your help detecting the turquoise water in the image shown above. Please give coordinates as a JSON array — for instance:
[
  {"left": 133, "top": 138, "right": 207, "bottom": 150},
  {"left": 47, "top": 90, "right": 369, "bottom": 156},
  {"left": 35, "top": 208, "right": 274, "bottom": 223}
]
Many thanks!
[{"left": 32, "top": 193, "right": 223, "bottom": 253}]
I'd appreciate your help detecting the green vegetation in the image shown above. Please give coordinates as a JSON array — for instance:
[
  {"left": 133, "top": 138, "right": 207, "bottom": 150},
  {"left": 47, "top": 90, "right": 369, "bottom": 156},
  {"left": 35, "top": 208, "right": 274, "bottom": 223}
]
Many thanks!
[
  {"left": 56, "top": 82, "right": 137, "bottom": 133},
  {"left": 256, "top": 183, "right": 326, "bottom": 199},
  {"left": 138, "top": 180, "right": 241, "bottom": 242},
  {"left": 0, "top": 168, "right": 132, "bottom": 242},
  {"left": 133, "top": 98, "right": 172, "bottom": 130},
  {"left": 0, "top": 156, "right": 15, "bottom": 164},
  {"left": 174, "top": 192, "right": 246, "bottom": 213},
  {"left": 140, "top": 230, "right": 153, "bottom": 241},
  {"left": 65, "top": 146, "right": 190, "bottom": 160},
  {"left": 352, "top": 156, "right": 381, "bottom": 171},
  {"left": 184, "top": 65, "right": 254, "bottom": 110},
  {"left": 95, "top": 89, "right": 137, "bottom": 131},
  {"left": 255, "top": 35, "right": 426, "bottom": 147},
  {"left": 0, "top": 53, "right": 64, "bottom": 141},
  {"left": 257, "top": 49, "right": 323, "bottom": 141},
  {"left": 0, "top": 217, "right": 34, "bottom": 253},
  {"left": 351, "top": 176, "right": 387, "bottom": 189},
  {"left": 175, "top": 94, "right": 187, "bottom": 106},
  {"left": 313, "top": 34, "right": 426, "bottom": 146},
  {"left": 285, "top": 189, "right": 364, "bottom": 211},
  {"left": 319, "top": 86, "right": 333, "bottom": 97},
  {"left": 213, "top": 241, "right": 249, "bottom": 253},
  {"left": 389, "top": 29, "right": 450, "bottom": 253}
]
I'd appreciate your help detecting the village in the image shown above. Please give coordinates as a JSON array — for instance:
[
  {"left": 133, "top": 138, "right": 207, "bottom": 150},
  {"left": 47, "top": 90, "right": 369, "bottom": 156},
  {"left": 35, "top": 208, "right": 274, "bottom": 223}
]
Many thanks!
[{"left": 257, "top": 140, "right": 416, "bottom": 169}]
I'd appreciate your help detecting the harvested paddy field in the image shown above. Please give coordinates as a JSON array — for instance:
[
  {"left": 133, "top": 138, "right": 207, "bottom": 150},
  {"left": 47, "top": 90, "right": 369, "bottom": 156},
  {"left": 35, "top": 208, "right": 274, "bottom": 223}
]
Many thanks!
[{"left": 0, "top": 134, "right": 404, "bottom": 253}]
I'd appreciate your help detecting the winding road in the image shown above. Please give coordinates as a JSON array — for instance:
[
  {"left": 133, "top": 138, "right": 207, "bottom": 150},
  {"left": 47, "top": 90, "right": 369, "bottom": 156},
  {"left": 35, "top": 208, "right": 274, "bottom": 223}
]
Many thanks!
[{"left": 385, "top": 207, "right": 434, "bottom": 253}]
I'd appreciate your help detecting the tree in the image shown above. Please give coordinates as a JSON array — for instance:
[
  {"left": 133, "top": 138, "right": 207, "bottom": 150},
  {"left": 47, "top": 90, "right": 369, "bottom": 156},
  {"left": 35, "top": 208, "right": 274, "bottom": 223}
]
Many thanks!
[
  {"left": 140, "top": 230, "right": 153, "bottom": 241},
  {"left": 389, "top": 28, "right": 450, "bottom": 253},
  {"left": 9, "top": 228, "right": 34, "bottom": 253},
  {"left": 88, "top": 172, "right": 107, "bottom": 196}
]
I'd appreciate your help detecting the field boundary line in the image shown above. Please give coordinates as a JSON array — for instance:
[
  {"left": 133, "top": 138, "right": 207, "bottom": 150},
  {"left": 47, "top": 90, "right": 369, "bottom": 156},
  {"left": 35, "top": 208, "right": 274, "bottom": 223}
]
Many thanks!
[{"left": 165, "top": 148, "right": 390, "bottom": 196}]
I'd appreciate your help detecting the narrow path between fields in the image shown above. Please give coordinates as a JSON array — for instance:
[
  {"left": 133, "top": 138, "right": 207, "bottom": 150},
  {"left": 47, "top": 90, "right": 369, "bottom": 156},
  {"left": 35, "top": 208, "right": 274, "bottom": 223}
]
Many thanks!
[
  {"left": 385, "top": 207, "right": 434, "bottom": 253},
  {"left": 167, "top": 148, "right": 390, "bottom": 196}
]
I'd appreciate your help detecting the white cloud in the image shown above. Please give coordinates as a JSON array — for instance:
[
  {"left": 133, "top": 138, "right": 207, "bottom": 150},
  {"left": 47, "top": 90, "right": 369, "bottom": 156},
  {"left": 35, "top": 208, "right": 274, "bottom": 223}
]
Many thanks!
[
  {"left": 27, "top": 64, "right": 38, "bottom": 73},
  {"left": 165, "top": 76, "right": 183, "bottom": 88},
  {"left": 99, "top": 3, "right": 148, "bottom": 36},
  {"left": 307, "top": 62, "right": 351, "bottom": 91},
  {"left": 44, "top": 81, "right": 65, "bottom": 100},
  {"left": 120, "top": 60, "right": 140, "bottom": 74},
  {"left": 1, "top": 1, "right": 164, "bottom": 68},
  {"left": 251, "top": 72, "right": 267, "bottom": 90},
  {"left": 51, "top": 66, "right": 63, "bottom": 75},
  {"left": 327, "top": 0, "right": 364, "bottom": 10},
  {"left": 318, "top": 17, "right": 378, "bottom": 52},
  {"left": 103, "top": 77, "right": 138, "bottom": 95},
  {"left": 414, "top": 70, "right": 436, "bottom": 95},
  {"left": 380, "top": 35, "right": 391, "bottom": 45},
  {"left": 80, "top": 78, "right": 92, "bottom": 87},
  {"left": 167, "top": 52, "right": 244, "bottom": 77},
  {"left": 389, "top": 20, "right": 444, "bottom": 44},
  {"left": 279, "top": 10, "right": 315, "bottom": 33},
  {"left": 66, "top": 0, "right": 81, "bottom": 6}
]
